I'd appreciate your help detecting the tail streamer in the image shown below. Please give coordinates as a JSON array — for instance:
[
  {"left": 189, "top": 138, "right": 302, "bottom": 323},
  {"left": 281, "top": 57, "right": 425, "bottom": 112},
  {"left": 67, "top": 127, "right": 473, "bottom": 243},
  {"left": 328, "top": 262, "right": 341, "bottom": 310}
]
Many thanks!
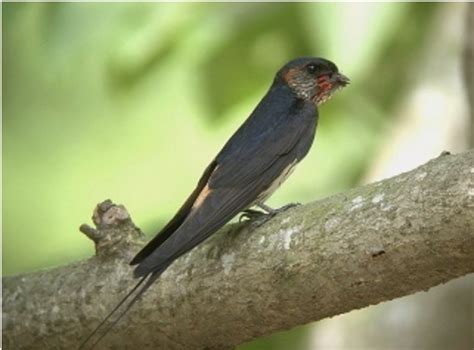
[{"left": 78, "top": 272, "right": 161, "bottom": 350}]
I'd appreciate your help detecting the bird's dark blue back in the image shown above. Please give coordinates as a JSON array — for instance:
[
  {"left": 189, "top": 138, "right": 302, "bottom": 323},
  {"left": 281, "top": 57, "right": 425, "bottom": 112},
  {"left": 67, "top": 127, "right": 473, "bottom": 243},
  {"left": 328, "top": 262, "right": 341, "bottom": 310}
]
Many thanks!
[
  {"left": 217, "top": 83, "right": 308, "bottom": 159},
  {"left": 212, "top": 82, "right": 318, "bottom": 189}
]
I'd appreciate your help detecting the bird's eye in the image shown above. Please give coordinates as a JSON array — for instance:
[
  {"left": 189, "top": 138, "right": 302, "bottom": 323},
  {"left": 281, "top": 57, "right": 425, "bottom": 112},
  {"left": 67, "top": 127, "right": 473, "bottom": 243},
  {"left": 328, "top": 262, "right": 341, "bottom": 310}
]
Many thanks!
[{"left": 306, "top": 64, "right": 318, "bottom": 74}]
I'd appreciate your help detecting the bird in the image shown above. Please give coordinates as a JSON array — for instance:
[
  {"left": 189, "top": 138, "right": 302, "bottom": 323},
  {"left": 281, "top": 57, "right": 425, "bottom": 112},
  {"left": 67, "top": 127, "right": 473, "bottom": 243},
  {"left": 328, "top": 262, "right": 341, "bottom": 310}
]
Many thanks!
[{"left": 79, "top": 56, "right": 349, "bottom": 349}]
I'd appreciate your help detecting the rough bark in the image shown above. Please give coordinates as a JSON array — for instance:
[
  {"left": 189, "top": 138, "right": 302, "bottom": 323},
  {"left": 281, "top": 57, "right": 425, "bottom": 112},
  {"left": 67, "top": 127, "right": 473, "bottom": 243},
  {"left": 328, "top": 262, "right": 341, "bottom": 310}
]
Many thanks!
[{"left": 3, "top": 150, "right": 474, "bottom": 350}]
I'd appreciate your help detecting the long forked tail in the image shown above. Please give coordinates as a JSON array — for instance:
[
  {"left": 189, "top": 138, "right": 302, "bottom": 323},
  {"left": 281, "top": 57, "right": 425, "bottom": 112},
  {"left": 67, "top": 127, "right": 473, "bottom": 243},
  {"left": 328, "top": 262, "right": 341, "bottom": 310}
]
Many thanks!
[{"left": 78, "top": 271, "right": 162, "bottom": 350}]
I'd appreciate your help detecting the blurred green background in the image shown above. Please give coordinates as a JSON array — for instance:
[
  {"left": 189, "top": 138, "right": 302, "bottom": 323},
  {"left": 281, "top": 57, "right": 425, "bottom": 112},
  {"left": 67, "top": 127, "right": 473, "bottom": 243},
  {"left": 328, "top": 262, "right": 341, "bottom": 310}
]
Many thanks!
[{"left": 4, "top": 3, "right": 471, "bottom": 350}]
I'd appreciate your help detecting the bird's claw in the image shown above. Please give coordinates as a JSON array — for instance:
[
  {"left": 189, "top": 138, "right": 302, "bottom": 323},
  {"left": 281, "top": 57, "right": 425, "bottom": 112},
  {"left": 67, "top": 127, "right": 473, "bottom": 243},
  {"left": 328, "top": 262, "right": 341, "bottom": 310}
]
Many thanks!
[
  {"left": 240, "top": 202, "right": 301, "bottom": 225},
  {"left": 259, "top": 202, "right": 301, "bottom": 215},
  {"left": 239, "top": 209, "right": 275, "bottom": 226},
  {"left": 273, "top": 202, "right": 301, "bottom": 214},
  {"left": 239, "top": 209, "right": 267, "bottom": 223}
]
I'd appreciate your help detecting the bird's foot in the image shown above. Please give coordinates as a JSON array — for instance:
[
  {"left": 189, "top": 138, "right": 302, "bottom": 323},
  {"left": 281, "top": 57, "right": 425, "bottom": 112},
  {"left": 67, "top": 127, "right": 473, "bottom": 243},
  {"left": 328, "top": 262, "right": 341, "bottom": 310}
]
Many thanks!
[
  {"left": 239, "top": 209, "right": 268, "bottom": 224},
  {"left": 240, "top": 202, "right": 301, "bottom": 226},
  {"left": 257, "top": 202, "right": 301, "bottom": 216}
]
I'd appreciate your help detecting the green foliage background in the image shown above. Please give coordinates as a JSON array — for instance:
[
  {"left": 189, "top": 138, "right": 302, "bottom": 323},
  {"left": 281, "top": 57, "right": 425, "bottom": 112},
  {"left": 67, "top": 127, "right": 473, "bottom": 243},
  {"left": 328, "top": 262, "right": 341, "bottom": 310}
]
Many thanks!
[{"left": 3, "top": 3, "right": 439, "bottom": 348}]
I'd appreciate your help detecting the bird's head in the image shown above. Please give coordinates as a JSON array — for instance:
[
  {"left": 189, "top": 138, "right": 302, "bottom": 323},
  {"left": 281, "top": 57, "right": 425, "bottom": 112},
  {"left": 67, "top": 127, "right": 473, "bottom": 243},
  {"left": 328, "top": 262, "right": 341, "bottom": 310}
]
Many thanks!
[{"left": 277, "top": 57, "right": 349, "bottom": 106}]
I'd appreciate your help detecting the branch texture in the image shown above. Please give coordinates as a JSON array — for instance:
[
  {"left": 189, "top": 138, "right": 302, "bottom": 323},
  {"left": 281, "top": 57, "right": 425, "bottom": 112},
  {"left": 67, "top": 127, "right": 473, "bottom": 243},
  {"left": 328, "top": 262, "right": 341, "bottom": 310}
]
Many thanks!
[{"left": 3, "top": 151, "right": 474, "bottom": 349}]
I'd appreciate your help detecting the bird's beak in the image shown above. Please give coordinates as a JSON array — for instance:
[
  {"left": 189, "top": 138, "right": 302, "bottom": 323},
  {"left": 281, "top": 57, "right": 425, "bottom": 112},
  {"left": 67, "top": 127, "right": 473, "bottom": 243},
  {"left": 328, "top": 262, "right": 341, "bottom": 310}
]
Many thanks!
[{"left": 333, "top": 72, "right": 350, "bottom": 87}]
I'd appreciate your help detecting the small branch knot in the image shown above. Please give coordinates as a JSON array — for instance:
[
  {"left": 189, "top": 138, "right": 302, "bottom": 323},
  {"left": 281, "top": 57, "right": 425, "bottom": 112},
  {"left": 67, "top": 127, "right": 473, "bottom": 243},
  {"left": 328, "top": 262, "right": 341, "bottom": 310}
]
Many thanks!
[
  {"left": 93, "top": 199, "right": 130, "bottom": 228},
  {"left": 80, "top": 199, "right": 145, "bottom": 259},
  {"left": 79, "top": 224, "right": 102, "bottom": 243}
]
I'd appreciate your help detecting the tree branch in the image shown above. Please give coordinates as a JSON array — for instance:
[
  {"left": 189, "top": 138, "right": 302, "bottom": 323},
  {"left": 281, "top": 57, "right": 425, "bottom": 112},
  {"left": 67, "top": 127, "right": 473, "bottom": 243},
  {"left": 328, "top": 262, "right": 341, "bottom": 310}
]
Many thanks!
[{"left": 3, "top": 150, "right": 474, "bottom": 350}]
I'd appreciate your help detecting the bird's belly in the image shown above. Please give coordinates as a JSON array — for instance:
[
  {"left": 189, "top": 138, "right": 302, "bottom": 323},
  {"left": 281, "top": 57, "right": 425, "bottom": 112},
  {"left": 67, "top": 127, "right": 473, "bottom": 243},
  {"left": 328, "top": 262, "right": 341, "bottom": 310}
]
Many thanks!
[{"left": 255, "top": 160, "right": 298, "bottom": 204}]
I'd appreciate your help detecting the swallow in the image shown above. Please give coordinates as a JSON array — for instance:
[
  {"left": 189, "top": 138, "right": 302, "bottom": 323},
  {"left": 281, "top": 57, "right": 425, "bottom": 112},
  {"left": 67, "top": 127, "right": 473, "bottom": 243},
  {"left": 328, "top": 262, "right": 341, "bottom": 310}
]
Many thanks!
[{"left": 80, "top": 57, "right": 349, "bottom": 349}]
